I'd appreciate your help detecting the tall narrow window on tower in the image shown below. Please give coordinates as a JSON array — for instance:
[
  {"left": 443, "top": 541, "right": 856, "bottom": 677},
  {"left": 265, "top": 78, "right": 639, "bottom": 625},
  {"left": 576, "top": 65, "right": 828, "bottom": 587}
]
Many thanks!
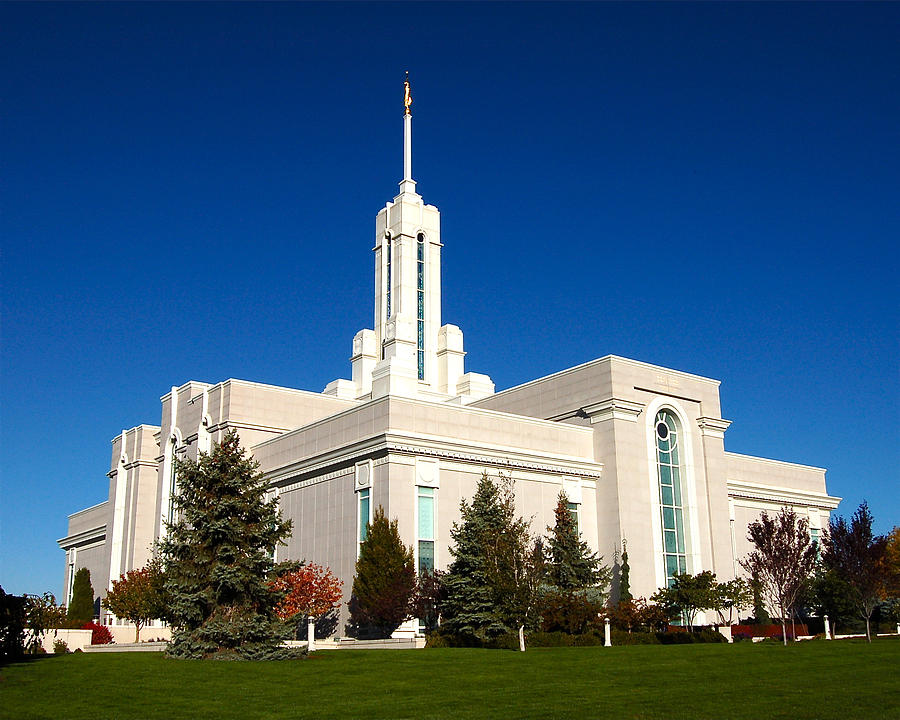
[
  {"left": 655, "top": 410, "right": 687, "bottom": 586},
  {"left": 416, "top": 233, "right": 425, "bottom": 380},
  {"left": 385, "top": 232, "right": 392, "bottom": 321}
]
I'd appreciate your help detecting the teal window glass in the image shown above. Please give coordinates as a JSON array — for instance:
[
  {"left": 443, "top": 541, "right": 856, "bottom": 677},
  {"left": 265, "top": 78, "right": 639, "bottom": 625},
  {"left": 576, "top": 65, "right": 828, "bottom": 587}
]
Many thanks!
[
  {"left": 567, "top": 501, "right": 579, "bottom": 535},
  {"left": 418, "top": 485, "right": 435, "bottom": 575},
  {"left": 418, "top": 487, "right": 434, "bottom": 540},
  {"left": 418, "top": 540, "right": 434, "bottom": 575},
  {"left": 359, "top": 488, "right": 370, "bottom": 543},
  {"left": 656, "top": 410, "right": 687, "bottom": 586}
]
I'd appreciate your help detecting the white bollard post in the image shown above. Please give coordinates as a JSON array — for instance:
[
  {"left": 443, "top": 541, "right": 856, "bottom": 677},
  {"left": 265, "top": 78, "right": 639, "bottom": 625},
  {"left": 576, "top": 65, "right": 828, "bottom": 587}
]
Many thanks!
[
  {"left": 307, "top": 616, "right": 316, "bottom": 652},
  {"left": 824, "top": 615, "right": 831, "bottom": 640},
  {"left": 895, "top": 623, "right": 899, "bottom": 636},
  {"left": 604, "top": 618, "right": 612, "bottom": 647}
]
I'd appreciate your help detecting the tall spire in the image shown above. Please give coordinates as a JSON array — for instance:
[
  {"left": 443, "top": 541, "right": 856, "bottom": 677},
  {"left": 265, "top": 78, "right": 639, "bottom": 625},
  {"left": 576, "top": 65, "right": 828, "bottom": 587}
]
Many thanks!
[{"left": 399, "top": 71, "right": 416, "bottom": 194}]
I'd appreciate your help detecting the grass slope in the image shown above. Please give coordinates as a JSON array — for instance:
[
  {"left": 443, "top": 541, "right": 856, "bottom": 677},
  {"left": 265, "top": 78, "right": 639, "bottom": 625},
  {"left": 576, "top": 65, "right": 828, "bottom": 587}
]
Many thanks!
[{"left": 1, "top": 639, "right": 898, "bottom": 720}]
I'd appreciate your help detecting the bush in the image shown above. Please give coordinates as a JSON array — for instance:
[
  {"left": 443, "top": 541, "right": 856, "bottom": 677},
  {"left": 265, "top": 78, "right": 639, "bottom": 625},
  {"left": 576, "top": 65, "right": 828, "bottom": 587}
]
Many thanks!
[
  {"left": 527, "top": 631, "right": 575, "bottom": 647},
  {"left": 610, "top": 629, "right": 660, "bottom": 645},
  {"left": 82, "top": 621, "right": 113, "bottom": 645},
  {"left": 52, "top": 639, "right": 69, "bottom": 654},
  {"left": 539, "top": 590, "right": 605, "bottom": 634},
  {"left": 656, "top": 628, "right": 727, "bottom": 644}
]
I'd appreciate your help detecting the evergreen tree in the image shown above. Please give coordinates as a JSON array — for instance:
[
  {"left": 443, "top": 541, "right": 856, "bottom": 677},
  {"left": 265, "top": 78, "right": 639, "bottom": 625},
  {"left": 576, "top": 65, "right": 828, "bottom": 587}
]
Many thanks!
[
  {"left": 809, "top": 566, "right": 855, "bottom": 636},
  {"left": 822, "top": 501, "right": 889, "bottom": 642},
  {"left": 158, "top": 431, "right": 294, "bottom": 660},
  {"left": 619, "top": 539, "right": 632, "bottom": 603},
  {"left": 546, "top": 491, "right": 610, "bottom": 596},
  {"left": 442, "top": 473, "right": 515, "bottom": 643},
  {"left": 66, "top": 568, "right": 95, "bottom": 627},
  {"left": 348, "top": 507, "right": 416, "bottom": 638},
  {"left": 482, "top": 482, "right": 546, "bottom": 651}
]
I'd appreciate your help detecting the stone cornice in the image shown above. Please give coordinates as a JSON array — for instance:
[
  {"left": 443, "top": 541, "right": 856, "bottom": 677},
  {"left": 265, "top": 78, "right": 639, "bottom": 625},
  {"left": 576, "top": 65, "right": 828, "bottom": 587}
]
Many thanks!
[
  {"left": 106, "top": 459, "right": 158, "bottom": 478},
  {"left": 583, "top": 398, "right": 645, "bottom": 423},
  {"left": 697, "top": 416, "right": 732, "bottom": 439},
  {"left": 386, "top": 441, "right": 603, "bottom": 479},
  {"left": 266, "top": 433, "right": 602, "bottom": 490},
  {"left": 727, "top": 480, "right": 841, "bottom": 510},
  {"left": 57, "top": 524, "right": 107, "bottom": 550}
]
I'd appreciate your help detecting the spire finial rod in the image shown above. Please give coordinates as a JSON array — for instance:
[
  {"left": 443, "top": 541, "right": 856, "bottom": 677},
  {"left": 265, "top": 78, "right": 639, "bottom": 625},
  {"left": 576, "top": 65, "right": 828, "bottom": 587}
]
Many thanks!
[{"left": 401, "top": 72, "right": 413, "bottom": 187}]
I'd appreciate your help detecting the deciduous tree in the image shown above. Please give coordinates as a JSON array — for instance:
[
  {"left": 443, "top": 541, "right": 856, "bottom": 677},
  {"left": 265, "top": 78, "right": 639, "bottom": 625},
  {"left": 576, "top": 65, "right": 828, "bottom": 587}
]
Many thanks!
[
  {"left": 650, "top": 571, "right": 718, "bottom": 631},
  {"left": 710, "top": 577, "right": 752, "bottom": 626},
  {"left": 24, "top": 592, "right": 66, "bottom": 652},
  {"left": 159, "top": 431, "right": 294, "bottom": 659},
  {"left": 103, "top": 559, "right": 168, "bottom": 642},
  {"left": 348, "top": 507, "right": 416, "bottom": 638},
  {"left": 881, "top": 526, "right": 900, "bottom": 598},
  {"left": 270, "top": 563, "right": 342, "bottom": 649},
  {"left": 414, "top": 569, "right": 446, "bottom": 633},
  {"left": 740, "top": 507, "right": 817, "bottom": 645},
  {"left": 821, "top": 502, "right": 889, "bottom": 642},
  {"left": 0, "top": 586, "right": 28, "bottom": 659}
]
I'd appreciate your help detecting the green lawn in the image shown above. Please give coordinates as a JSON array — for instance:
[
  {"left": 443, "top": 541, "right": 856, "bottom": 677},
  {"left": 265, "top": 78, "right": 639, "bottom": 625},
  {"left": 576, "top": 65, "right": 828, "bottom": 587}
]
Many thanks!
[{"left": 1, "top": 639, "right": 898, "bottom": 720}]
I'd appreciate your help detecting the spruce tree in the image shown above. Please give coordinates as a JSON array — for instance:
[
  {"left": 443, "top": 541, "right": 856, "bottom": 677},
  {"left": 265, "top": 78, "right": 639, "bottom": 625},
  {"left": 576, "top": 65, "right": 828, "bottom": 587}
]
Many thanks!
[
  {"left": 159, "top": 431, "right": 294, "bottom": 659},
  {"left": 546, "top": 491, "right": 609, "bottom": 593},
  {"left": 66, "top": 568, "right": 95, "bottom": 627},
  {"left": 442, "top": 473, "right": 515, "bottom": 643},
  {"left": 348, "top": 507, "right": 416, "bottom": 638}
]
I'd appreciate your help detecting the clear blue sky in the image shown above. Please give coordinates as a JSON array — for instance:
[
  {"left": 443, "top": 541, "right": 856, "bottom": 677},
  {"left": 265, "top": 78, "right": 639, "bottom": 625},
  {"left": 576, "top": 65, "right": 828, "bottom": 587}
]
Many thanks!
[{"left": 2, "top": 2, "right": 898, "bottom": 598}]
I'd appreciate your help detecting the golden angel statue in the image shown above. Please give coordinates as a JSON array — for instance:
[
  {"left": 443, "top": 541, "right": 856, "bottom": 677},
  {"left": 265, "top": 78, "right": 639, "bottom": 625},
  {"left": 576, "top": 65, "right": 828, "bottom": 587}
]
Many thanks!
[{"left": 404, "top": 73, "right": 412, "bottom": 115}]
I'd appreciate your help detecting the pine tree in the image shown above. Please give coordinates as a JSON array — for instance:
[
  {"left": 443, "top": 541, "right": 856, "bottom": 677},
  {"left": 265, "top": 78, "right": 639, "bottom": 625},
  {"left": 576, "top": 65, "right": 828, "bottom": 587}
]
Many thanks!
[
  {"left": 546, "top": 491, "right": 609, "bottom": 594},
  {"left": 348, "top": 507, "right": 416, "bottom": 638},
  {"left": 66, "top": 568, "right": 95, "bottom": 627},
  {"left": 442, "top": 473, "right": 515, "bottom": 643},
  {"left": 158, "top": 431, "right": 294, "bottom": 659}
]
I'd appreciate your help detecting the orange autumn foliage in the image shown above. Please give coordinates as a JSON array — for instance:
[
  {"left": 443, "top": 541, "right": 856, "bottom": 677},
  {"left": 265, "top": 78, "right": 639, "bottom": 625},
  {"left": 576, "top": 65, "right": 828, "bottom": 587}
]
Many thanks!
[{"left": 270, "top": 564, "right": 343, "bottom": 620}]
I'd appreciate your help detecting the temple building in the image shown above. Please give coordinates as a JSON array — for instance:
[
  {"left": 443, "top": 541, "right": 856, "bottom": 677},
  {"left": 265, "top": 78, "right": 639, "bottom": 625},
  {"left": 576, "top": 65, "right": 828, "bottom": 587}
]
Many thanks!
[{"left": 59, "top": 80, "right": 840, "bottom": 635}]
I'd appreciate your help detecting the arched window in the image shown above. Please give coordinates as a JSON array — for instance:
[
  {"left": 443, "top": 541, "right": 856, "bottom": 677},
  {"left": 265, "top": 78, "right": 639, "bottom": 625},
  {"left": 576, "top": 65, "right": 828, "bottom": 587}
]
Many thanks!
[
  {"left": 655, "top": 410, "right": 687, "bottom": 586},
  {"left": 416, "top": 233, "right": 425, "bottom": 380}
]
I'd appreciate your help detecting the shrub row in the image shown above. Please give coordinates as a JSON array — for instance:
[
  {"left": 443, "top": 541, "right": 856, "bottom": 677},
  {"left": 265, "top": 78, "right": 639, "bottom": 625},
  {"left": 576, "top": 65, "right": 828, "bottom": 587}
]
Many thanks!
[{"left": 425, "top": 627, "right": 727, "bottom": 649}]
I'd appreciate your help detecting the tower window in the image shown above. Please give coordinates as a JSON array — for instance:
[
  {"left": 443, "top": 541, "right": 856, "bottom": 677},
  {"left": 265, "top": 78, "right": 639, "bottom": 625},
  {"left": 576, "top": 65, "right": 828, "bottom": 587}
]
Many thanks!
[
  {"left": 655, "top": 410, "right": 687, "bottom": 586},
  {"left": 416, "top": 233, "right": 425, "bottom": 380},
  {"left": 385, "top": 234, "right": 392, "bottom": 320}
]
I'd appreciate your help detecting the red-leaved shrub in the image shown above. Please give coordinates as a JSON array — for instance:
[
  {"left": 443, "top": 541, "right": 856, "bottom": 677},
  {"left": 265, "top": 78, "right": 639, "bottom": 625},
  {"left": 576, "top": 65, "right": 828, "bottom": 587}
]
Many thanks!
[{"left": 81, "top": 621, "right": 113, "bottom": 645}]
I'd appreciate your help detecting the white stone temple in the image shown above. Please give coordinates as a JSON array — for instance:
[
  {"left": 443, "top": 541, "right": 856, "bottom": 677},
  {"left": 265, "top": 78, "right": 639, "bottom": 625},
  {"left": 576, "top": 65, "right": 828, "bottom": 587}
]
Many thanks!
[{"left": 59, "top": 78, "right": 840, "bottom": 635}]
